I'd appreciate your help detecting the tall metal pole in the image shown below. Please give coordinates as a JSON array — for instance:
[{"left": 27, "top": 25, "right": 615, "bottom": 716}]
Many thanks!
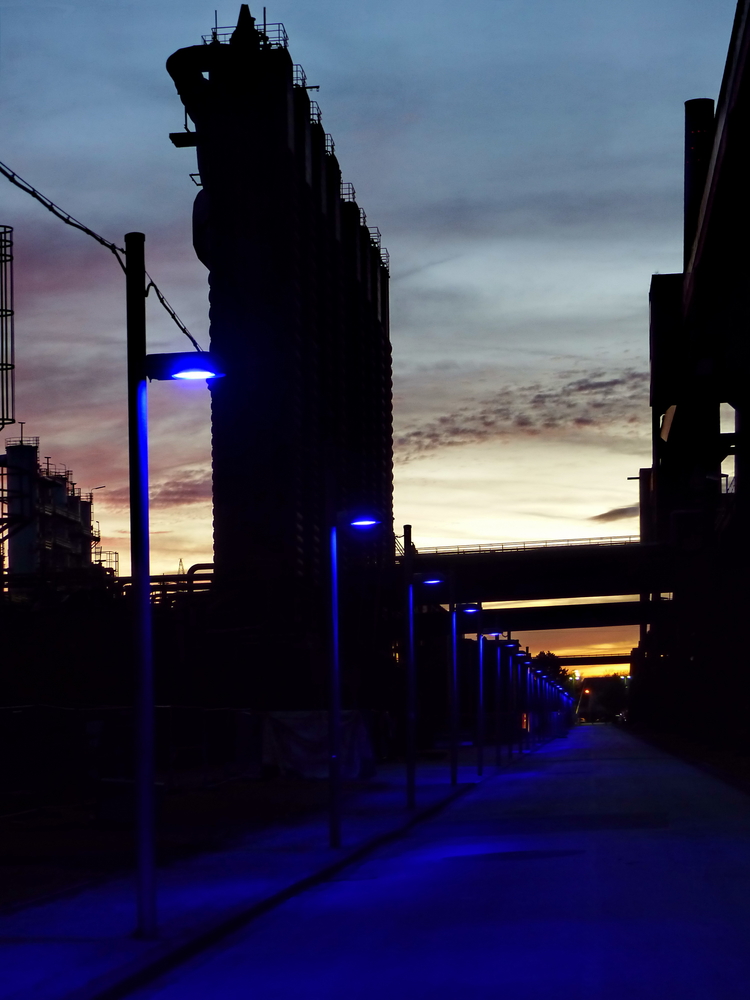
[
  {"left": 494, "top": 641, "right": 503, "bottom": 768},
  {"left": 403, "top": 524, "right": 417, "bottom": 808},
  {"left": 328, "top": 524, "right": 342, "bottom": 847},
  {"left": 449, "top": 599, "right": 459, "bottom": 786},
  {"left": 476, "top": 632, "right": 484, "bottom": 776},
  {"left": 126, "top": 231, "right": 156, "bottom": 938},
  {"left": 518, "top": 659, "right": 525, "bottom": 752},
  {"left": 515, "top": 655, "right": 523, "bottom": 755}
]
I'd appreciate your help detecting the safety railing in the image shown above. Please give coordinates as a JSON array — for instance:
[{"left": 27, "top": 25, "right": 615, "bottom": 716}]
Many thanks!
[
  {"left": 418, "top": 535, "right": 640, "bottom": 556},
  {"left": 202, "top": 21, "right": 288, "bottom": 48}
]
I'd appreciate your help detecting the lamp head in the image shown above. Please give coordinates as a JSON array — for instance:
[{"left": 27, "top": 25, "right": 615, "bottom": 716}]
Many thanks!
[
  {"left": 349, "top": 517, "right": 381, "bottom": 529},
  {"left": 145, "top": 351, "right": 226, "bottom": 381},
  {"left": 340, "top": 507, "right": 385, "bottom": 531}
]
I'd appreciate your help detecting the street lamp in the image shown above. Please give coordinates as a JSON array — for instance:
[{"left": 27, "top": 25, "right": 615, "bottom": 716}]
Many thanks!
[
  {"left": 328, "top": 511, "right": 382, "bottom": 848},
  {"left": 405, "top": 568, "right": 459, "bottom": 787},
  {"left": 488, "top": 638, "right": 517, "bottom": 766},
  {"left": 126, "top": 232, "right": 224, "bottom": 938},
  {"left": 403, "top": 553, "right": 444, "bottom": 808},
  {"left": 576, "top": 686, "right": 591, "bottom": 717},
  {"left": 145, "top": 351, "right": 224, "bottom": 381},
  {"left": 449, "top": 602, "right": 481, "bottom": 784},
  {"left": 476, "top": 630, "right": 485, "bottom": 775},
  {"left": 514, "top": 651, "right": 530, "bottom": 753},
  {"left": 402, "top": 526, "right": 434, "bottom": 808}
]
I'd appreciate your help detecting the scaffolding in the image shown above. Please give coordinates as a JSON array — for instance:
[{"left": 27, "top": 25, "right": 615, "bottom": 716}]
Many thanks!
[
  {"left": 0, "top": 226, "right": 14, "bottom": 431},
  {"left": 0, "top": 437, "right": 118, "bottom": 585}
]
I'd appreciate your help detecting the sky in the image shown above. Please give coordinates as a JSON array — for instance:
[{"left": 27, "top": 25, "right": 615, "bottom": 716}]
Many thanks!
[{"left": 0, "top": 0, "right": 738, "bottom": 665}]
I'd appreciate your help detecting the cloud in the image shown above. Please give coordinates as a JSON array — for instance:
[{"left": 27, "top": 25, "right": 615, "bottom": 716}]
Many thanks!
[
  {"left": 381, "top": 187, "right": 680, "bottom": 244},
  {"left": 104, "top": 469, "right": 212, "bottom": 510},
  {"left": 149, "top": 471, "right": 212, "bottom": 508},
  {"left": 394, "top": 367, "right": 649, "bottom": 462},
  {"left": 590, "top": 504, "right": 639, "bottom": 522}
]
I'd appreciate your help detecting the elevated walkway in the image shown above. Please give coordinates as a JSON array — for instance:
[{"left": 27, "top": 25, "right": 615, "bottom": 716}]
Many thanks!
[{"left": 415, "top": 535, "right": 679, "bottom": 604}]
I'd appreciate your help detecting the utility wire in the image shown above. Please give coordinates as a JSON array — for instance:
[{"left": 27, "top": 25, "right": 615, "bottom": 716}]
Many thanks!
[
  {"left": 0, "top": 159, "right": 204, "bottom": 351},
  {"left": 143, "top": 280, "right": 203, "bottom": 352}
]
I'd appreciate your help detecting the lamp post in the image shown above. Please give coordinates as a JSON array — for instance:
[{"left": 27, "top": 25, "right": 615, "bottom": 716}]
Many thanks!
[
  {"left": 403, "top": 525, "right": 416, "bottom": 809},
  {"left": 328, "top": 513, "right": 381, "bottom": 848},
  {"left": 576, "top": 686, "right": 591, "bottom": 717},
  {"left": 126, "top": 232, "right": 224, "bottom": 937},
  {"left": 519, "top": 655, "right": 529, "bottom": 754},
  {"left": 528, "top": 660, "right": 538, "bottom": 749},
  {"left": 126, "top": 232, "right": 154, "bottom": 940},
  {"left": 476, "top": 628, "right": 485, "bottom": 776},
  {"left": 453, "top": 602, "right": 480, "bottom": 784},
  {"left": 490, "top": 638, "right": 517, "bottom": 766},
  {"left": 402, "top": 530, "right": 444, "bottom": 809},
  {"left": 493, "top": 637, "right": 503, "bottom": 768},
  {"left": 450, "top": 602, "right": 458, "bottom": 785}
]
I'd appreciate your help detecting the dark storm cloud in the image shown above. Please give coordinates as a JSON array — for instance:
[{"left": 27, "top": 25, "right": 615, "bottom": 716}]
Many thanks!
[{"left": 394, "top": 368, "right": 649, "bottom": 462}]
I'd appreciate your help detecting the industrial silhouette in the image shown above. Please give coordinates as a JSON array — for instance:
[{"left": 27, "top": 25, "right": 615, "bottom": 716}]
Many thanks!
[
  {"left": 167, "top": 5, "right": 394, "bottom": 707},
  {"left": 411, "top": 1, "right": 750, "bottom": 751},
  {"left": 0, "top": 0, "right": 748, "bottom": 810},
  {"left": 2, "top": 436, "right": 106, "bottom": 578},
  {"left": 631, "top": 2, "right": 750, "bottom": 745}
]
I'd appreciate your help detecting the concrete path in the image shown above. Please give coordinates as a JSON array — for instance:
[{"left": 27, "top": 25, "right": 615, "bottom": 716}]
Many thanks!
[
  {"left": 0, "top": 760, "right": 475, "bottom": 1000},
  {"left": 126, "top": 726, "right": 750, "bottom": 1000}
]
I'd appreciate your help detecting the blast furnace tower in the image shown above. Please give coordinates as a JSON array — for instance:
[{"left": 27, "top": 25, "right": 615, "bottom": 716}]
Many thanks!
[{"left": 167, "top": 7, "right": 394, "bottom": 705}]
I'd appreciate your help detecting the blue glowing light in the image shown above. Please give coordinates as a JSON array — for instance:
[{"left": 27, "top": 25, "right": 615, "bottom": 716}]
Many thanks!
[
  {"left": 145, "top": 351, "right": 226, "bottom": 381},
  {"left": 173, "top": 368, "right": 218, "bottom": 379},
  {"left": 462, "top": 607, "right": 479, "bottom": 614},
  {"left": 423, "top": 578, "right": 443, "bottom": 585},
  {"left": 350, "top": 518, "right": 380, "bottom": 528}
]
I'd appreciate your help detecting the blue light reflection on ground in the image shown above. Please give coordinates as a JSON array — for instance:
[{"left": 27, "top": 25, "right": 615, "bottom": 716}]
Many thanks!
[
  {"left": 129, "top": 726, "right": 750, "bottom": 1000},
  {"left": 131, "top": 726, "right": 750, "bottom": 1000}
]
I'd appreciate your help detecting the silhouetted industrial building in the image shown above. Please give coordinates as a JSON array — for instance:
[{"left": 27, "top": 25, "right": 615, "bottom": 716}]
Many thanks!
[
  {"left": 0, "top": 435, "right": 117, "bottom": 588},
  {"left": 631, "top": 0, "right": 750, "bottom": 748},
  {"left": 167, "top": 7, "right": 393, "bottom": 705}
]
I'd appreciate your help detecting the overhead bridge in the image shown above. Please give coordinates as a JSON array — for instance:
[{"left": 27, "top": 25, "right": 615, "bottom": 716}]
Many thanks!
[
  {"left": 414, "top": 535, "right": 679, "bottom": 605},
  {"left": 475, "top": 599, "right": 668, "bottom": 634},
  {"left": 556, "top": 654, "right": 631, "bottom": 667},
  {"left": 417, "top": 599, "right": 669, "bottom": 637}
]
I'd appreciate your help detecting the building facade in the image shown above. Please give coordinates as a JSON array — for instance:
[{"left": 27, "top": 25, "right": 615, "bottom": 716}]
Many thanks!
[{"left": 0, "top": 437, "right": 100, "bottom": 578}]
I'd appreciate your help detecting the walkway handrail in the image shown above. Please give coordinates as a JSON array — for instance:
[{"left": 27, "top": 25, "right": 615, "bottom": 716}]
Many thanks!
[{"left": 416, "top": 535, "right": 639, "bottom": 556}]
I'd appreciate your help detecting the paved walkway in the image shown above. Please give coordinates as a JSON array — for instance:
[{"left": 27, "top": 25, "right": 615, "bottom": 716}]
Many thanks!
[
  {"left": 123, "top": 725, "right": 750, "bottom": 1000},
  {"left": 0, "top": 759, "right": 475, "bottom": 1000}
]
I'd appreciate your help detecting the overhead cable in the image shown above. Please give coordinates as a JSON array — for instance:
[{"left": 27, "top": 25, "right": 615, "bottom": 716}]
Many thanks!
[{"left": 0, "top": 159, "right": 204, "bottom": 351}]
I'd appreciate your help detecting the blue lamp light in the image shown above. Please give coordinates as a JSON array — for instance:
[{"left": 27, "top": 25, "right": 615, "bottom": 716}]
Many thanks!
[
  {"left": 173, "top": 368, "right": 217, "bottom": 380},
  {"left": 145, "top": 351, "right": 226, "bottom": 381},
  {"left": 412, "top": 572, "right": 444, "bottom": 587},
  {"left": 329, "top": 508, "right": 384, "bottom": 847}
]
